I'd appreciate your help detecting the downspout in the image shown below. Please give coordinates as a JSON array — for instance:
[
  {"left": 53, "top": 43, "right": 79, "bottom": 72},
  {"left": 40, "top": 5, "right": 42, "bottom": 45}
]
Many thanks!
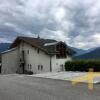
[{"left": 50, "top": 55, "right": 52, "bottom": 72}]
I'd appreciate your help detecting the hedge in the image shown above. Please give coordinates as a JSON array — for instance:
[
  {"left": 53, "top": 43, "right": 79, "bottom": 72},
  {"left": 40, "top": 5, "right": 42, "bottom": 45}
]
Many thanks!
[{"left": 65, "top": 60, "right": 100, "bottom": 72}]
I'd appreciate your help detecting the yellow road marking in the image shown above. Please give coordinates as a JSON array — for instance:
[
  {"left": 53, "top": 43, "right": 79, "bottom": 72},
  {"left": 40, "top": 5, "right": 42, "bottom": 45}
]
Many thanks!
[{"left": 72, "top": 68, "right": 100, "bottom": 90}]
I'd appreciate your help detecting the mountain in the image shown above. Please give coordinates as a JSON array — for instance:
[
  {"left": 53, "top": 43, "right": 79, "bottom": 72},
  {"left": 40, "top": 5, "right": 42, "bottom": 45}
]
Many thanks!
[
  {"left": 0, "top": 43, "right": 11, "bottom": 62},
  {"left": 71, "top": 47, "right": 90, "bottom": 56},
  {"left": 75, "top": 47, "right": 100, "bottom": 60},
  {"left": 0, "top": 43, "right": 11, "bottom": 53},
  {"left": 71, "top": 47, "right": 86, "bottom": 56}
]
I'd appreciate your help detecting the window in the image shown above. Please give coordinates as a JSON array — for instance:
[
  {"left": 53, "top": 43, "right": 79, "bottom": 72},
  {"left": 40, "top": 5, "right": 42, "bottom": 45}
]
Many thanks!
[
  {"left": 38, "top": 65, "right": 43, "bottom": 71},
  {"left": 41, "top": 65, "right": 43, "bottom": 71},
  {"left": 56, "top": 43, "right": 67, "bottom": 59},
  {"left": 27, "top": 50, "right": 29, "bottom": 54},
  {"left": 38, "top": 65, "right": 40, "bottom": 70},
  {"left": 28, "top": 64, "right": 32, "bottom": 70},
  {"left": 30, "top": 64, "right": 32, "bottom": 70},
  {"left": 28, "top": 64, "right": 29, "bottom": 69}
]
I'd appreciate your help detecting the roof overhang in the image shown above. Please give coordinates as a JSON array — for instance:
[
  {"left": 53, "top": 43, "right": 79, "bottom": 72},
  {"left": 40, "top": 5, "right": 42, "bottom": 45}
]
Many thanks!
[{"left": 10, "top": 37, "right": 49, "bottom": 54}]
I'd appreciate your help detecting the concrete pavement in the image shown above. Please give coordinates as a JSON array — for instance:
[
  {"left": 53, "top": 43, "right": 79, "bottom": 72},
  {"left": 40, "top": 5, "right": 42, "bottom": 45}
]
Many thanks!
[
  {"left": 29, "top": 72, "right": 100, "bottom": 83},
  {"left": 0, "top": 75, "right": 100, "bottom": 100}
]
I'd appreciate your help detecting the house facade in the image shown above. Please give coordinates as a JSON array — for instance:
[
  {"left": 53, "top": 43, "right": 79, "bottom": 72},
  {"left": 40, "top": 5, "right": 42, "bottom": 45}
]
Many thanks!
[{"left": 1, "top": 36, "right": 75, "bottom": 74}]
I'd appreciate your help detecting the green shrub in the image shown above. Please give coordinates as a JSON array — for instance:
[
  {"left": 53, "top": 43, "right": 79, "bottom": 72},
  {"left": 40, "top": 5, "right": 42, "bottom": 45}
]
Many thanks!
[{"left": 65, "top": 60, "right": 100, "bottom": 72}]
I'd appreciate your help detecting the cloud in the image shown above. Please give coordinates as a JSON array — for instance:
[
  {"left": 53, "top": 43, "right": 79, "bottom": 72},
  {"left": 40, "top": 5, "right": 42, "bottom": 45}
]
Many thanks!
[
  {"left": 0, "top": 0, "right": 100, "bottom": 49},
  {"left": 0, "top": 37, "right": 11, "bottom": 43},
  {"left": 40, "top": 29, "right": 70, "bottom": 42},
  {"left": 70, "top": 33, "right": 100, "bottom": 49}
]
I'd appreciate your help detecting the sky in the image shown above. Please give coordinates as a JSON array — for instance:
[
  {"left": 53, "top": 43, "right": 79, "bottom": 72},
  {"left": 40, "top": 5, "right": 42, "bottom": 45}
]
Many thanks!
[{"left": 0, "top": 0, "right": 100, "bottom": 50}]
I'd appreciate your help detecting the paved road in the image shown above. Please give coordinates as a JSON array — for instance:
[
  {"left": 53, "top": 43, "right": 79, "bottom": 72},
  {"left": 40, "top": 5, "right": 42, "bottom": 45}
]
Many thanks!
[{"left": 0, "top": 75, "right": 100, "bottom": 100}]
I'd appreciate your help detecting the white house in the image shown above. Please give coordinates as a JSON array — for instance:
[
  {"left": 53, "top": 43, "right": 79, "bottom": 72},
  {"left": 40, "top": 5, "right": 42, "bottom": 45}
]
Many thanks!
[{"left": 1, "top": 36, "right": 75, "bottom": 74}]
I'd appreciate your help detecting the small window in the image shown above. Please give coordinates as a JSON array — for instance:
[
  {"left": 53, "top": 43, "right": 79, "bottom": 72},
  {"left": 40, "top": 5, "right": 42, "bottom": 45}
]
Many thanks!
[
  {"left": 38, "top": 65, "right": 43, "bottom": 71},
  {"left": 41, "top": 65, "right": 43, "bottom": 71},
  {"left": 27, "top": 50, "right": 29, "bottom": 54},
  {"left": 28, "top": 64, "right": 29, "bottom": 69},
  {"left": 38, "top": 65, "right": 40, "bottom": 70}
]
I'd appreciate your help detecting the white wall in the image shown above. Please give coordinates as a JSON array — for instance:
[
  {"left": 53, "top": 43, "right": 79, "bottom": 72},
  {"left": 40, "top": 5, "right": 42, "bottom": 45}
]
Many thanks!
[
  {"left": 51, "top": 55, "right": 72, "bottom": 72},
  {"left": 1, "top": 48, "right": 19, "bottom": 74},
  {"left": 19, "top": 42, "right": 51, "bottom": 74}
]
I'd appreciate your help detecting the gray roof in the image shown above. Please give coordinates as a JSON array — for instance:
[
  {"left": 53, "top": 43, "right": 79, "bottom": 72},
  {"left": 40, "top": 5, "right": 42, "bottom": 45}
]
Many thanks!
[{"left": 10, "top": 36, "right": 75, "bottom": 55}]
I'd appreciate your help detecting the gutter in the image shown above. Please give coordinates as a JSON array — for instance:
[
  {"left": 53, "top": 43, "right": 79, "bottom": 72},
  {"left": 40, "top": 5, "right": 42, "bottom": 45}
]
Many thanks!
[{"left": 1, "top": 47, "right": 18, "bottom": 54}]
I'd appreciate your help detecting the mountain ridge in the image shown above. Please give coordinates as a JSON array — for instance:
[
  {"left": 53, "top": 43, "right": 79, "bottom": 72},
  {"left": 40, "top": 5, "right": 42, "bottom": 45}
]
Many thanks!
[
  {"left": 0, "top": 43, "right": 11, "bottom": 53},
  {"left": 0, "top": 43, "right": 11, "bottom": 62},
  {"left": 75, "top": 47, "right": 100, "bottom": 60}
]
